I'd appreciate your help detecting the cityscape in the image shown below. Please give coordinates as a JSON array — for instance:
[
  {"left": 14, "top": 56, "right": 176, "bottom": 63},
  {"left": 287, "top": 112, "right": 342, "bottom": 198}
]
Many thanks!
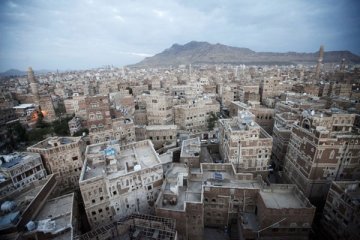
[{"left": 1, "top": 1, "right": 360, "bottom": 240}]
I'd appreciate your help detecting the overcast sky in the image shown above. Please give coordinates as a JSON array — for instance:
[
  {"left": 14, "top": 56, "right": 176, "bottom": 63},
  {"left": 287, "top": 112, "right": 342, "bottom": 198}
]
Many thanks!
[{"left": 1, "top": 0, "right": 359, "bottom": 71}]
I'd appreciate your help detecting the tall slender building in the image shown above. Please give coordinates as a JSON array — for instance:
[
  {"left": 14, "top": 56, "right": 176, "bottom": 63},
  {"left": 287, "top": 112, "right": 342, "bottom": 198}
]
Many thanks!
[
  {"left": 28, "top": 67, "right": 40, "bottom": 104},
  {"left": 27, "top": 66, "right": 57, "bottom": 121},
  {"left": 315, "top": 45, "right": 324, "bottom": 81}
]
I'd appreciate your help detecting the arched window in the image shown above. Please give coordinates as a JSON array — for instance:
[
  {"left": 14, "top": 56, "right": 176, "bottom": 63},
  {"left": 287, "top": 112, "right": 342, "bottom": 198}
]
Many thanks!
[
  {"left": 329, "top": 150, "right": 335, "bottom": 159},
  {"left": 302, "top": 118, "right": 311, "bottom": 130}
]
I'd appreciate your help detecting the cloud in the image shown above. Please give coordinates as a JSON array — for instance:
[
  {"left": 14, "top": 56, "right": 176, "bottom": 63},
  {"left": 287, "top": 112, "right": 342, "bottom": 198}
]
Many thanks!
[
  {"left": 118, "top": 51, "right": 154, "bottom": 57},
  {"left": 0, "top": 0, "right": 359, "bottom": 71},
  {"left": 7, "top": 1, "right": 17, "bottom": 8}
]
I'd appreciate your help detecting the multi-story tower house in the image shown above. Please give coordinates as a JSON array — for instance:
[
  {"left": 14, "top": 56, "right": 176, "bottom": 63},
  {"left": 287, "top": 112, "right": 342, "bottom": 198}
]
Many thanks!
[
  {"left": 321, "top": 181, "right": 360, "bottom": 240},
  {"left": 64, "top": 95, "right": 87, "bottom": 120},
  {"left": 84, "top": 95, "right": 112, "bottom": 132},
  {"left": 229, "top": 101, "right": 275, "bottom": 134},
  {"left": 27, "top": 136, "right": 86, "bottom": 193},
  {"left": 68, "top": 116, "right": 82, "bottom": 136},
  {"left": 219, "top": 111, "right": 273, "bottom": 174},
  {"left": 79, "top": 140, "right": 170, "bottom": 227},
  {"left": 174, "top": 97, "right": 220, "bottom": 133},
  {"left": 260, "top": 77, "right": 292, "bottom": 104},
  {"left": 271, "top": 112, "right": 299, "bottom": 168},
  {"left": 218, "top": 83, "right": 239, "bottom": 108},
  {"left": 136, "top": 125, "right": 177, "bottom": 149},
  {"left": 284, "top": 109, "right": 360, "bottom": 204},
  {"left": 238, "top": 83, "right": 260, "bottom": 103},
  {"left": 260, "top": 76, "right": 282, "bottom": 103},
  {"left": 89, "top": 117, "right": 136, "bottom": 144},
  {"left": 144, "top": 90, "right": 173, "bottom": 125},
  {"left": 28, "top": 67, "right": 56, "bottom": 122}
]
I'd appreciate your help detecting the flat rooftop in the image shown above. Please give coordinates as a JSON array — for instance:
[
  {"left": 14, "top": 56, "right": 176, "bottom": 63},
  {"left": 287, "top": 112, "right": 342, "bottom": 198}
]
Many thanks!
[
  {"left": 13, "top": 103, "right": 35, "bottom": 109},
  {"left": 181, "top": 137, "right": 200, "bottom": 158},
  {"left": 157, "top": 163, "right": 261, "bottom": 211},
  {"left": 28, "top": 136, "right": 81, "bottom": 150},
  {"left": 146, "top": 125, "right": 177, "bottom": 131},
  {"left": 0, "top": 176, "right": 54, "bottom": 230},
  {"left": 30, "top": 193, "right": 74, "bottom": 240},
  {"left": 260, "top": 187, "right": 306, "bottom": 209},
  {"left": 0, "top": 152, "right": 40, "bottom": 169},
  {"left": 333, "top": 181, "right": 360, "bottom": 206},
  {"left": 82, "top": 140, "right": 161, "bottom": 181}
]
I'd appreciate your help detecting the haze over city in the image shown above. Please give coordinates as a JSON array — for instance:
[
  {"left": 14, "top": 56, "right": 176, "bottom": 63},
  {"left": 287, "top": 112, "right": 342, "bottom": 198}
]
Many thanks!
[{"left": 1, "top": 0, "right": 360, "bottom": 71}]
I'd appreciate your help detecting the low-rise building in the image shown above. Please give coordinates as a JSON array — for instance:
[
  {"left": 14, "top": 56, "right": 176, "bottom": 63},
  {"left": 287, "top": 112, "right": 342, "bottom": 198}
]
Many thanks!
[
  {"left": 23, "top": 192, "right": 79, "bottom": 240},
  {"left": 155, "top": 163, "right": 259, "bottom": 240},
  {"left": 75, "top": 214, "right": 177, "bottom": 240},
  {"left": 155, "top": 163, "right": 315, "bottom": 240},
  {"left": 240, "top": 184, "right": 316, "bottom": 240},
  {"left": 180, "top": 137, "right": 201, "bottom": 168}
]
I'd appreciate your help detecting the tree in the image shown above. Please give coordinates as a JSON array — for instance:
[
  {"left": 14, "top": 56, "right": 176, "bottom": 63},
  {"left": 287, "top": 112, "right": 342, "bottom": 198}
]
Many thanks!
[
  {"left": 207, "top": 112, "right": 219, "bottom": 131},
  {"left": 36, "top": 110, "right": 50, "bottom": 128}
]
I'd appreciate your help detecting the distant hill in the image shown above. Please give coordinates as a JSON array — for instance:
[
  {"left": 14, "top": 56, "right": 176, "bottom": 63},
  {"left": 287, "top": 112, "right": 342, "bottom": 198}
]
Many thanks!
[
  {"left": 133, "top": 41, "right": 360, "bottom": 67},
  {"left": 0, "top": 69, "right": 53, "bottom": 77},
  {"left": 0, "top": 69, "right": 27, "bottom": 77}
]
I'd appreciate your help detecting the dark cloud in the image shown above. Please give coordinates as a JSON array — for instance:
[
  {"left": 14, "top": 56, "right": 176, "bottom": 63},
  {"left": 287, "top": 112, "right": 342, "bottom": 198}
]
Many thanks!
[{"left": 0, "top": 0, "right": 359, "bottom": 71}]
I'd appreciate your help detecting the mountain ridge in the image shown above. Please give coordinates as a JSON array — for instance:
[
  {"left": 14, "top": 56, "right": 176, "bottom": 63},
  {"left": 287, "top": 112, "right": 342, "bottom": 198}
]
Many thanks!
[{"left": 133, "top": 41, "right": 360, "bottom": 67}]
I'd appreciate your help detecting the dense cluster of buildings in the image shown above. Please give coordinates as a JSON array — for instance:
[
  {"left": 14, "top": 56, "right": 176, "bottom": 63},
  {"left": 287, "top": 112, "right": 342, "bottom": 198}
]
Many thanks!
[{"left": 0, "top": 50, "right": 360, "bottom": 239}]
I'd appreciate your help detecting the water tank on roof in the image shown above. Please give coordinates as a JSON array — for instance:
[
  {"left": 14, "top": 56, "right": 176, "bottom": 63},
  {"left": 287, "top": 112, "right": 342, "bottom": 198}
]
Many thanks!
[
  {"left": 134, "top": 164, "right": 141, "bottom": 171},
  {"left": 1, "top": 201, "right": 16, "bottom": 212},
  {"left": 26, "top": 221, "right": 36, "bottom": 231}
]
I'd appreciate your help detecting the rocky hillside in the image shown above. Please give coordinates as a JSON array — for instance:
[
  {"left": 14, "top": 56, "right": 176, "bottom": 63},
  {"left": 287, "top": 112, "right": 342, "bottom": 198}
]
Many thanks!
[{"left": 133, "top": 41, "right": 360, "bottom": 67}]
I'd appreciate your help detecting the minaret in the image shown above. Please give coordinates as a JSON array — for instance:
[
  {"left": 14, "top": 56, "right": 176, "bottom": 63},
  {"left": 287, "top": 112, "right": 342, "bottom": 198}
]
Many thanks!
[
  {"left": 28, "top": 67, "right": 40, "bottom": 104},
  {"left": 340, "top": 58, "right": 345, "bottom": 72},
  {"left": 189, "top": 64, "right": 192, "bottom": 79},
  {"left": 315, "top": 45, "right": 324, "bottom": 81}
]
